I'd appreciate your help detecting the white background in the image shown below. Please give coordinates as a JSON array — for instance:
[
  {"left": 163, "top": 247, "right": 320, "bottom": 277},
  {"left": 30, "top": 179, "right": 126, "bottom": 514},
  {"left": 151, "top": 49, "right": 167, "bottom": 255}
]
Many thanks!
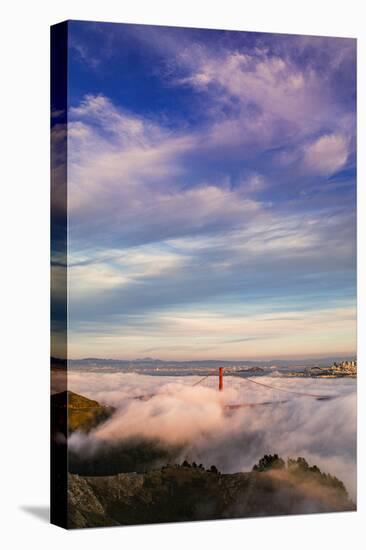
[{"left": 0, "top": 0, "right": 365, "bottom": 548}]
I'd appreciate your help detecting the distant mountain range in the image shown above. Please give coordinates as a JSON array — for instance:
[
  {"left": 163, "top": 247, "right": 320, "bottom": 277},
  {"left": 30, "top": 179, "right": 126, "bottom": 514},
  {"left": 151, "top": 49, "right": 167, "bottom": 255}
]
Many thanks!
[{"left": 51, "top": 355, "right": 357, "bottom": 369}]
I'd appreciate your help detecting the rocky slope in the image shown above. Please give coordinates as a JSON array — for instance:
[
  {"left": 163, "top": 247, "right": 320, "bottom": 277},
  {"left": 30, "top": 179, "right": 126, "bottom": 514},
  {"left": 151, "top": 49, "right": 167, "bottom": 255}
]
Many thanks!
[{"left": 68, "top": 463, "right": 355, "bottom": 528}]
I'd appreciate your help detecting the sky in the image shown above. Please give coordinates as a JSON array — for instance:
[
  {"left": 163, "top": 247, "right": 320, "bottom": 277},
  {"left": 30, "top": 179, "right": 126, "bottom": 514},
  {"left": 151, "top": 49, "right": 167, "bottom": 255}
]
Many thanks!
[{"left": 56, "top": 21, "right": 356, "bottom": 360}]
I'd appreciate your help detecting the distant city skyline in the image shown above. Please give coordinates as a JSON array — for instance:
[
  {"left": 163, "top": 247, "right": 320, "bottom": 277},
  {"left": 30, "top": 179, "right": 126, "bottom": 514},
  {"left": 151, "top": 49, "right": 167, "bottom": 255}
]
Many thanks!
[{"left": 61, "top": 22, "right": 356, "bottom": 360}]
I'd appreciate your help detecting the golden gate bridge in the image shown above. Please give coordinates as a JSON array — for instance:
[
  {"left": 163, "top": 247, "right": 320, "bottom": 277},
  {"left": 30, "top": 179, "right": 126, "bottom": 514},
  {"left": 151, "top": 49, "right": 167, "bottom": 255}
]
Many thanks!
[{"left": 135, "top": 367, "right": 337, "bottom": 410}]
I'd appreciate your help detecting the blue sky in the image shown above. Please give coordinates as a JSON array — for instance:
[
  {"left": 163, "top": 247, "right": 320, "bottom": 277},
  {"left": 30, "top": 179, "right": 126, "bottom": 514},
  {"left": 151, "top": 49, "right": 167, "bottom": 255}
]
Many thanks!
[{"left": 59, "top": 21, "right": 356, "bottom": 360}]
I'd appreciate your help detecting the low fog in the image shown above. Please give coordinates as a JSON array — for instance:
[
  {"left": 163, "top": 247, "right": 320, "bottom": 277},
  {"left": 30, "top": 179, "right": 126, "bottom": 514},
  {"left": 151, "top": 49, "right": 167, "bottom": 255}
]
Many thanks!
[{"left": 56, "top": 370, "right": 356, "bottom": 499}]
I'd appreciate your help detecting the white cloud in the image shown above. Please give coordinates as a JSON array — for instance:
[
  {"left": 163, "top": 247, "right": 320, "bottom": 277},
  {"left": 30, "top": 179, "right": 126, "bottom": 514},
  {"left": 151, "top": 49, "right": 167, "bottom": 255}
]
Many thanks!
[
  {"left": 303, "top": 134, "right": 348, "bottom": 175},
  {"left": 177, "top": 48, "right": 329, "bottom": 141},
  {"left": 68, "top": 94, "right": 265, "bottom": 248},
  {"left": 172, "top": 43, "right": 356, "bottom": 168}
]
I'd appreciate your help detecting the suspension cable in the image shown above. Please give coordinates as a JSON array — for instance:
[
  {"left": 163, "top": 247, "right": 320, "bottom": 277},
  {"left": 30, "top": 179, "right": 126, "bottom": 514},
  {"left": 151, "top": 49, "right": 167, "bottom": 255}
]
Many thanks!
[
  {"left": 191, "top": 374, "right": 212, "bottom": 387},
  {"left": 238, "top": 375, "right": 335, "bottom": 399}
]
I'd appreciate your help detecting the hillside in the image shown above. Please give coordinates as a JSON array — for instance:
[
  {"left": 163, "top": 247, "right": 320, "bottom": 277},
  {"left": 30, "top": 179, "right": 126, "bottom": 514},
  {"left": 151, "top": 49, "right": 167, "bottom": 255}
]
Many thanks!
[
  {"left": 68, "top": 461, "right": 355, "bottom": 528},
  {"left": 51, "top": 390, "right": 114, "bottom": 435}
]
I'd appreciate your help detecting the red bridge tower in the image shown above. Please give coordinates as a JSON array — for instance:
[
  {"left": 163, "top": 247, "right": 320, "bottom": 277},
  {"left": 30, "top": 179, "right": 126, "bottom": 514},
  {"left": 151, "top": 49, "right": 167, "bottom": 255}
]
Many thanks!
[{"left": 219, "top": 367, "right": 224, "bottom": 391}]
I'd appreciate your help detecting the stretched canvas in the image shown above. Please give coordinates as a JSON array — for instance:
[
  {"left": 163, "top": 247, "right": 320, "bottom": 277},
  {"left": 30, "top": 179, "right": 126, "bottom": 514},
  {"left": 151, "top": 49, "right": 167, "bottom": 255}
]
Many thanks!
[{"left": 51, "top": 20, "right": 357, "bottom": 529}]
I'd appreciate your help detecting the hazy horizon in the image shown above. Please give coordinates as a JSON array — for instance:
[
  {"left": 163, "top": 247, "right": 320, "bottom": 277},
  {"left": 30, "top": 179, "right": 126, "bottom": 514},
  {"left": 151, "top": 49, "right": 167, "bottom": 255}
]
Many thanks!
[{"left": 62, "top": 352, "right": 356, "bottom": 362}]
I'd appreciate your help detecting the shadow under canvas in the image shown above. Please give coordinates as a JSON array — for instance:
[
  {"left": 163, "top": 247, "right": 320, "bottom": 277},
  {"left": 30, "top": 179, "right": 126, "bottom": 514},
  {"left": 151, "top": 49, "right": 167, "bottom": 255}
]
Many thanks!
[{"left": 20, "top": 506, "right": 49, "bottom": 523}]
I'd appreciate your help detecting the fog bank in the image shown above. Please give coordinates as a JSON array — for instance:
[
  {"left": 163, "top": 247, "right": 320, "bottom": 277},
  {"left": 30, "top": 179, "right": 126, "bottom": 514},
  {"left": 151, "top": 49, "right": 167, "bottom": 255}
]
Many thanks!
[{"left": 61, "top": 371, "right": 356, "bottom": 499}]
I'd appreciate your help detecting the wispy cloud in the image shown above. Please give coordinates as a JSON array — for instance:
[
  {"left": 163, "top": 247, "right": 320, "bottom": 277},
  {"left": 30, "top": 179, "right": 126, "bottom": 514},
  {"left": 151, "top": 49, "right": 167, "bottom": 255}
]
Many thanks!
[{"left": 68, "top": 94, "right": 265, "bottom": 249}]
